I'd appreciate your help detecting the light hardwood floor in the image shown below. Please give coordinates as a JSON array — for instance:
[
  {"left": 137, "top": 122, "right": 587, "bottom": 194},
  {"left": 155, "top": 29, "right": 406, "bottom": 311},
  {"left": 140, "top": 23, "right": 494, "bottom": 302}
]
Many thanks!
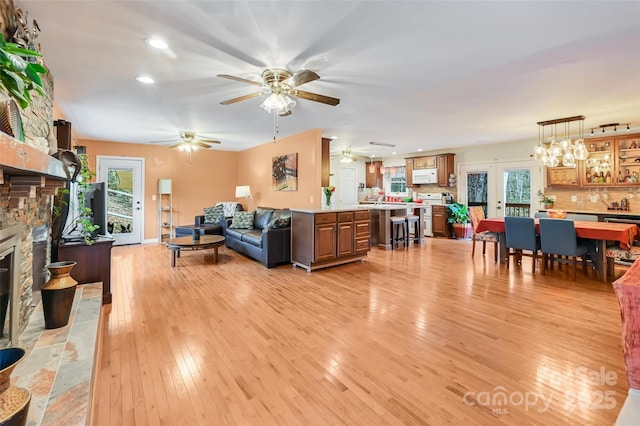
[{"left": 92, "top": 238, "right": 629, "bottom": 425}]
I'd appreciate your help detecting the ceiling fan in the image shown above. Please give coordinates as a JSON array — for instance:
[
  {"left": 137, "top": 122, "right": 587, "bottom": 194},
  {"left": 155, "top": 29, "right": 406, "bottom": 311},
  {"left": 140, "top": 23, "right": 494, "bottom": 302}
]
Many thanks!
[
  {"left": 217, "top": 68, "right": 340, "bottom": 116},
  {"left": 151, "top": 131, "right": 222, "bottom": 150}
]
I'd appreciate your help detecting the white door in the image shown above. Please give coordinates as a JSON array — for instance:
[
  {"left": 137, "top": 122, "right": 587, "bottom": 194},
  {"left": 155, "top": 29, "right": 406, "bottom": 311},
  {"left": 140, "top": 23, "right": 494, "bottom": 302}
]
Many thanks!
[
  {"left": 459, "top": 160, "right": 542, "bottom": 218},
  {"left": 339, "top": 167, "right": 358, "bottom": 205},
  {"left": 97, "top": 156, "right": 145, "bottom": 245}
]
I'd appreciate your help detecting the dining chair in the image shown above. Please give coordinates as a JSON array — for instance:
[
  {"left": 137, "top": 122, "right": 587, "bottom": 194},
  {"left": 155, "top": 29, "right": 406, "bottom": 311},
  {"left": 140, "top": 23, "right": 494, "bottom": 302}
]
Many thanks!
[
  {"left": 538, "top": 218, "right": 590, "bottom": 280},
  {"left": 468, "top": 207, "right": 498, "bottom": 262},
  {"left": 504, "top": 216, "right": 541, "bottom": 273}
]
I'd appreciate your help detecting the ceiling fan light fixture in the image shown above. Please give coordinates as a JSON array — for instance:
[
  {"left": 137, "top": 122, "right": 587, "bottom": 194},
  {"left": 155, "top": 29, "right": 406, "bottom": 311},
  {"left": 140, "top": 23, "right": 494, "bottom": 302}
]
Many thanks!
[{"left": 260, "top": 93, "right": 296, "bottom": 115}]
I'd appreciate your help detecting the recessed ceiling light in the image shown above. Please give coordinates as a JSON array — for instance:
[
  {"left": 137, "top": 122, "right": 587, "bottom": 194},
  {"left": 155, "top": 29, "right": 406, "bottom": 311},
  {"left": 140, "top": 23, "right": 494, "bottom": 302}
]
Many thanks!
[
  {"left": 145, "top": 37, "right": 168, "bottom": 49},
  {"left": 136, "top": 75, "right": 155, "bottom": 84},
  {"left": 392, "top": 151, "right": 397, "bottom": 155},
  {"left": 330, "top": 135, "right": 338, "bottom": 140},
  {"left": 417, "top": 148, "right": 423, "bottom": 152}
]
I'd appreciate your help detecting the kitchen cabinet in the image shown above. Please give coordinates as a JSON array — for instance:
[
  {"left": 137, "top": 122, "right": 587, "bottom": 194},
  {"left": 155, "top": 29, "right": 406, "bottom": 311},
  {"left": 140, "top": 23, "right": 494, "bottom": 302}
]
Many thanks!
[
  {"left": 291, "top": 209, "right": 371, "bottom": 271},
  {"left": 413, "top": 156, "right": 436, "bottom": 169},
  {"left": 616, "top": 136, "right": 640, "bottom": 184},
  {"left": 405, "top": 158, "right": 414, "bottom": 187},
  {"left": 546, "top": 132, "right": 640, "bottom": 188},
  {"left": 437, "top": 154, "right": 455, "bottom": 187},
  {"left": 583, "top": 138, "right": 613, "bottom": 186},
  {"left": 366, "top": 160, "right": 383, "bottom": 188},
  {"left": 432, "top": 205, "right": 448, "bottom": 237},
  {"left": 547, "top": 167, "right": 580, "bottom": 187}
]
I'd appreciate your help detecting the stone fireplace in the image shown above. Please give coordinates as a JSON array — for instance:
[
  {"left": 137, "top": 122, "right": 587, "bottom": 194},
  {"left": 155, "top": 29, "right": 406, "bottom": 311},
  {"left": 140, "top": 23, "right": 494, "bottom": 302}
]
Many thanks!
[{"left": 0, "top": 134, "right": 67, "bottom": 347}]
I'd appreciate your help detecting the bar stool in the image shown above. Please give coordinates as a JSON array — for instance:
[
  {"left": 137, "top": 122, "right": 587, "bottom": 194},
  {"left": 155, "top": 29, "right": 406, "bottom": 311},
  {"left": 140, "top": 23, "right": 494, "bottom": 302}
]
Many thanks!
[
  {"left": 390, "top": 216, "right": 407, "bottom": 249},
  {"left": 405, "top": 215, "right": 420, "bottom": 245}
]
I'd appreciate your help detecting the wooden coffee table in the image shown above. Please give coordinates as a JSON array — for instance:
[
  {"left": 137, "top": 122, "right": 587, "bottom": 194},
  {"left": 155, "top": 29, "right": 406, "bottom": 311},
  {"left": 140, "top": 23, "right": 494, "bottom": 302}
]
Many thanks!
[{"left": 165, "top": 235, "right": 225, "bottom": 267}]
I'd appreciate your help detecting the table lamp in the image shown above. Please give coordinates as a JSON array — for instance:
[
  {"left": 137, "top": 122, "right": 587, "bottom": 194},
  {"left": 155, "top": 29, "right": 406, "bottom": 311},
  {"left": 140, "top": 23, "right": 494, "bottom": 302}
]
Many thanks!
[{"left": 235, "top": 185, "right": 252, "bottom": 211}]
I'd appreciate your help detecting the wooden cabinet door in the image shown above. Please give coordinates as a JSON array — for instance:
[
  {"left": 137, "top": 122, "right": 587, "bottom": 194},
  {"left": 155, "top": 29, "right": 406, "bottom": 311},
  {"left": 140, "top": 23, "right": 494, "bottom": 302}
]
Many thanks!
[
  {"left": 366, "top": 161, "right": 383, "bottom": 188},
  {"left": 437, "top": 154, "right": 454, "bottom": 187},
  {"left": 414, "top": 156, "right": 436, "bottom": 169},
  {"left": 314, "top": 224, "right": 336, "bottom": 262},
  {"left": 405, "top": 158, "right": 414, "bottom": 187},
  {"left": 337, "top": 222, "right": 354, "bottom": 257},
  {"left": 432, "top": 205, "right": 448, "bottom": 237}
]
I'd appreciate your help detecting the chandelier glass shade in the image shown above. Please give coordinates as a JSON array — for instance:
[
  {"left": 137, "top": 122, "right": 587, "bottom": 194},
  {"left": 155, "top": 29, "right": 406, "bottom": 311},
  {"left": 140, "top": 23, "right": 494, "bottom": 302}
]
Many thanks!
[
  {"left": 533, "top": 115, "right": 589, "bottom": 168},
  {"left": 260, "top": 93, "right": 296, "bottom": 115}
]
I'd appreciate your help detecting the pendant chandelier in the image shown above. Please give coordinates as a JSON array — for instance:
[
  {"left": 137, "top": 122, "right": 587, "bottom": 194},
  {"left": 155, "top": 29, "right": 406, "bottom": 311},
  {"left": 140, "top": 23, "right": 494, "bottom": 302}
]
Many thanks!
[{"left": 533, "top": 115, "right": 589, "bottom": 167}]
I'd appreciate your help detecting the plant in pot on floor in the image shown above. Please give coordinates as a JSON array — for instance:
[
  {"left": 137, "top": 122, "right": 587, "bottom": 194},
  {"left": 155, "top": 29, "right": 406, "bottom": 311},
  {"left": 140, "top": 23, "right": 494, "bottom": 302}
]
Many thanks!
[{"left": 447, "top": 202, "right": 472, "bottom": 239}]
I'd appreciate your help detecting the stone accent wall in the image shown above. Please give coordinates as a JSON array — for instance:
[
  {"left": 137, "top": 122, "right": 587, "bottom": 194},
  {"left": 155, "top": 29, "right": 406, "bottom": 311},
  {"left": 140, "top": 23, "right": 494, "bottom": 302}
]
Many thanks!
[
  {"left": 0, "top": 66, "right": 54, "bottom": 141},
  {"left": 0, "top": 184, "right": 53, "bottom": 333}
]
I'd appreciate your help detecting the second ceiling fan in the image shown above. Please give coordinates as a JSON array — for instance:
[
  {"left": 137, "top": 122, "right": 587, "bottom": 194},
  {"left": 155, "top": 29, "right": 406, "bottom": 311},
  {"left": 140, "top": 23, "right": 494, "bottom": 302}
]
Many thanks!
[{"left": 217, "top": 68, "right": 340, "bottom": 116}]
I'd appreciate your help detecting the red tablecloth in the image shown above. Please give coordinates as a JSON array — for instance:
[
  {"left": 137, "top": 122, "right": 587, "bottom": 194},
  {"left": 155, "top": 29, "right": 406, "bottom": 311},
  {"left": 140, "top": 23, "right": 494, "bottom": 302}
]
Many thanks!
[{"left": 477, "top": 218, "right": 638, "bottom": 250}]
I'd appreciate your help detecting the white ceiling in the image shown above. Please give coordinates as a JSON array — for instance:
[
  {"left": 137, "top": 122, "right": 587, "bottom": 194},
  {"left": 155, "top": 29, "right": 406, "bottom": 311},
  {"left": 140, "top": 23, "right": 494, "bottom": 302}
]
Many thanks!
[{"left": 19, "top": 0, "right": 640, "bottom": 158}]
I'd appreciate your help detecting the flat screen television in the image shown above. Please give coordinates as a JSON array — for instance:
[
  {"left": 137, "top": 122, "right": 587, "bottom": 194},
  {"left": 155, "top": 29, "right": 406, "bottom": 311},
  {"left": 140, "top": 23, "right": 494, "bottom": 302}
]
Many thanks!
[{"left": 84, "top": 182, "right": 108, "bottom": 238}]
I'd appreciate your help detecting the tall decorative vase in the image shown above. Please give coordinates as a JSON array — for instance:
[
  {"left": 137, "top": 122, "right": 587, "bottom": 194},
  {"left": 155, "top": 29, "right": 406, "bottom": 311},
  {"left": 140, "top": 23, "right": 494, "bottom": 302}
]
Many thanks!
[
  {"left": 42, "top": 261, "right": 77, "bottom": 329},
  {"left": 0, "top": 347, "right": 31, "bottom": 426},
  {"left": 325, "top": 193, "right": 332, "bottom": 207}
]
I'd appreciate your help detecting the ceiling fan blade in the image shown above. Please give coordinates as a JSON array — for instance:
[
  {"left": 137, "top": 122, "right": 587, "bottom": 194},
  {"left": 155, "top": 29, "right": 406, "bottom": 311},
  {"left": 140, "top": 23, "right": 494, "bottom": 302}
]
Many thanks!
[
  {"left": 169, "top": 143, "right": 183, "bottom": 149},
  {"left": 194, "top": 141, "right": 212, "bottom": 149},
  {"left": 197, "top": 139, "right": 221, "bottom": 144},
  {"left": 294, "top": 90, "right": 340, "bottom": 106},
  {"left": 285, "top": 70, "right": 320, "bottom": 88},
  {"left": 278, "top": 110, "right": 292, "bottom": 117},
  {"left": 220, "top": 92, "right": 262, "bottom": 105},
  {"left": 217, "top": 74, "right": 262, "bottom": 86}
]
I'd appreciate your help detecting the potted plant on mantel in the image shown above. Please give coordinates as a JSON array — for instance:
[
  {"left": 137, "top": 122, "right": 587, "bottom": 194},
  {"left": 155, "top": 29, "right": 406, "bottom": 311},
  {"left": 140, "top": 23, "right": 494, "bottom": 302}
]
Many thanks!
[
  {"left": 537, "top": 190, "right": 554, "bottom": 209},
  {"left": 447, "top": 202, "right": 473, "bottom": 239},
  {"left": 0, "top": 33, "right": 46, "bottom": 110}
]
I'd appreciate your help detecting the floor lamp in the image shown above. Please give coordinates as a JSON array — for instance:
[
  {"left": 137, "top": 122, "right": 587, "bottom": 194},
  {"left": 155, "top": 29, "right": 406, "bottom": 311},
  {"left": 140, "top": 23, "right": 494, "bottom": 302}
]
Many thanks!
[{"left": 235, "top": 185, "right": 252, "bottom": 211}]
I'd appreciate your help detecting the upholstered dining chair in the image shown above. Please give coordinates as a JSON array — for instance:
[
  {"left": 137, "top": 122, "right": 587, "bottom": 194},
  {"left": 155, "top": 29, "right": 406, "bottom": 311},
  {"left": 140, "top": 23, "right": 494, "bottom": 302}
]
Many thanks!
[
  {"left": 538, "top": 218, "right": 590, "bottom": 280},
  {"left": 468, "top": 206, "right": 498, "bottom": 262},
  {"left": 504, "top": 216, "right": 541, "bottom": 273}
]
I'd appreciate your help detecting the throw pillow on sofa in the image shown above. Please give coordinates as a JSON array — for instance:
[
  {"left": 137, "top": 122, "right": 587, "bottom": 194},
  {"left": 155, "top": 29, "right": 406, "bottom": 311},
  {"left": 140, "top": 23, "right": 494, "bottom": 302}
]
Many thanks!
[
  {"left": 229, "top": 211, "right": 255, "bottom": 229},
  {"left": 267, "top": 209, "right": 291, "bottom": 229},
  {"left": 203, "top": 204, "right": 225, "bottom": 224}
]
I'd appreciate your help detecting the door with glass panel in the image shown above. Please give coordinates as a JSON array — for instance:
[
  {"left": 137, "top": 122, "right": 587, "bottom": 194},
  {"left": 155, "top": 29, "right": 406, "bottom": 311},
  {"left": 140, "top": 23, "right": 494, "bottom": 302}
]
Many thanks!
[
  {"left": 459, "top": 161, "right": 542, "bottom": 218},
  {"left": 97, "top": 156, "right": 144, "bottom": 245}
]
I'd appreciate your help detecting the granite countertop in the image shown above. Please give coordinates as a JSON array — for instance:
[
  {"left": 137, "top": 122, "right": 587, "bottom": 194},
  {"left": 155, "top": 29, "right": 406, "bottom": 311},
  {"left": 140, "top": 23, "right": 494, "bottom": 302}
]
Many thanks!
[
  {"left": 359, "top": 201, "right": 435, "bottom": 208},
  {"left": 291, "top": 205, "right": 369, "bottom": 213}
]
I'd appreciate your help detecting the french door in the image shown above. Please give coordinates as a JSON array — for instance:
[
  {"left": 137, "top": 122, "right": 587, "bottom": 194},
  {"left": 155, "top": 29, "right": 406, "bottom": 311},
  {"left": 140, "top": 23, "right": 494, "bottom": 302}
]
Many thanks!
[
  {"left": 458, "top": 160, "right": 542, "bottom": 218},
  {"left": 97, "top": 156, "right": 145, "bottom": 245}
]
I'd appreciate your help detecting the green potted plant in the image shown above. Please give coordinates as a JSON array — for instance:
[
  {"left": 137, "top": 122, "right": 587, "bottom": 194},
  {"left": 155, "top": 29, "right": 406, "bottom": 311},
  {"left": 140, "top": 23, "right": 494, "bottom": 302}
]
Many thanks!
[
  {"left": 53, "top": 154, "right": 100, "bottom": 247},
  {"left": 447, "top": 202, "right": 472, "bottom": 239},
  {"left": 0, "top": 33, "right": 47, "bottom": 109},
  {"left": 537, "top": 190, "right": 554, "bottom": 209}
]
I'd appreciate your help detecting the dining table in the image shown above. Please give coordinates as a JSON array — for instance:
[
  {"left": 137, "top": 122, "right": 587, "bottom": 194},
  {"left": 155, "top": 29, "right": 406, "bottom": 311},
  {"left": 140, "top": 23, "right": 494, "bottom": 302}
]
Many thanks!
[{"left": 476, "top": 217, "right": 639, "bottom": 282}]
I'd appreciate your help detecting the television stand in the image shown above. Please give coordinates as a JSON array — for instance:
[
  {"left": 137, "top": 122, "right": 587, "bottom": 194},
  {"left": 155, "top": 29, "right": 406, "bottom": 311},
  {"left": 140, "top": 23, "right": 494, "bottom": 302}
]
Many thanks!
[{"left": 57, "top": 235, "right": 115, "bottom": 304}]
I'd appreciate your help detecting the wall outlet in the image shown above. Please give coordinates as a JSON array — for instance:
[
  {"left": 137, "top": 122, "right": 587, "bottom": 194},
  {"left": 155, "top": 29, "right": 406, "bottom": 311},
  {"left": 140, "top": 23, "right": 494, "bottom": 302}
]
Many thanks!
[
  {"left": 152, "top": 194, "right": 157, "bottom": 201},
  {"left": 310, "top": 196, "right": 313, "bottom": 203},
  {"left": 571, "top": 195, "right": 578, "bottom": 202}
]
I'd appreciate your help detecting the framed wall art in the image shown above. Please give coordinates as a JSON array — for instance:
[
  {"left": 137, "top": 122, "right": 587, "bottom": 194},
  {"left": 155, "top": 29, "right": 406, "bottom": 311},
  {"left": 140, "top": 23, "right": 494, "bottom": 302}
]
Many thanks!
[{"left": 272, "top": 152, "right": 298, "bottom": 191}]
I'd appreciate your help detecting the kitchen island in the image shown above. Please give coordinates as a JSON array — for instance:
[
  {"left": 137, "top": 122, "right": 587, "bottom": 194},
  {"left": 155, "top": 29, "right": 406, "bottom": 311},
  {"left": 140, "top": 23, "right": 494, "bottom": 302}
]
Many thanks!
[
  {"left": 360, "top": 202, "right": 431, "bottom": 249},
  {"left": 290, "top": 207, "right": 372, "bottom": 272}
]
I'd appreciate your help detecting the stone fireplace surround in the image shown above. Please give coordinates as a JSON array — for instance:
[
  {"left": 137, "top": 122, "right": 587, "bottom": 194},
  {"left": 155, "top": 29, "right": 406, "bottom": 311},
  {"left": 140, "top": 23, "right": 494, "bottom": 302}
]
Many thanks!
[{"left": 0, "top": 132, "right": 67, "bottom": 344}]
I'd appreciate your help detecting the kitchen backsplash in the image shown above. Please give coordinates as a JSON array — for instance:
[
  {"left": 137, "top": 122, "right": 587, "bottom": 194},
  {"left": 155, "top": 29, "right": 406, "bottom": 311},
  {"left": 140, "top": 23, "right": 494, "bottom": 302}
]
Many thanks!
[{"left": 545, "top": 187, "right": 640, "bottom": 213}]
